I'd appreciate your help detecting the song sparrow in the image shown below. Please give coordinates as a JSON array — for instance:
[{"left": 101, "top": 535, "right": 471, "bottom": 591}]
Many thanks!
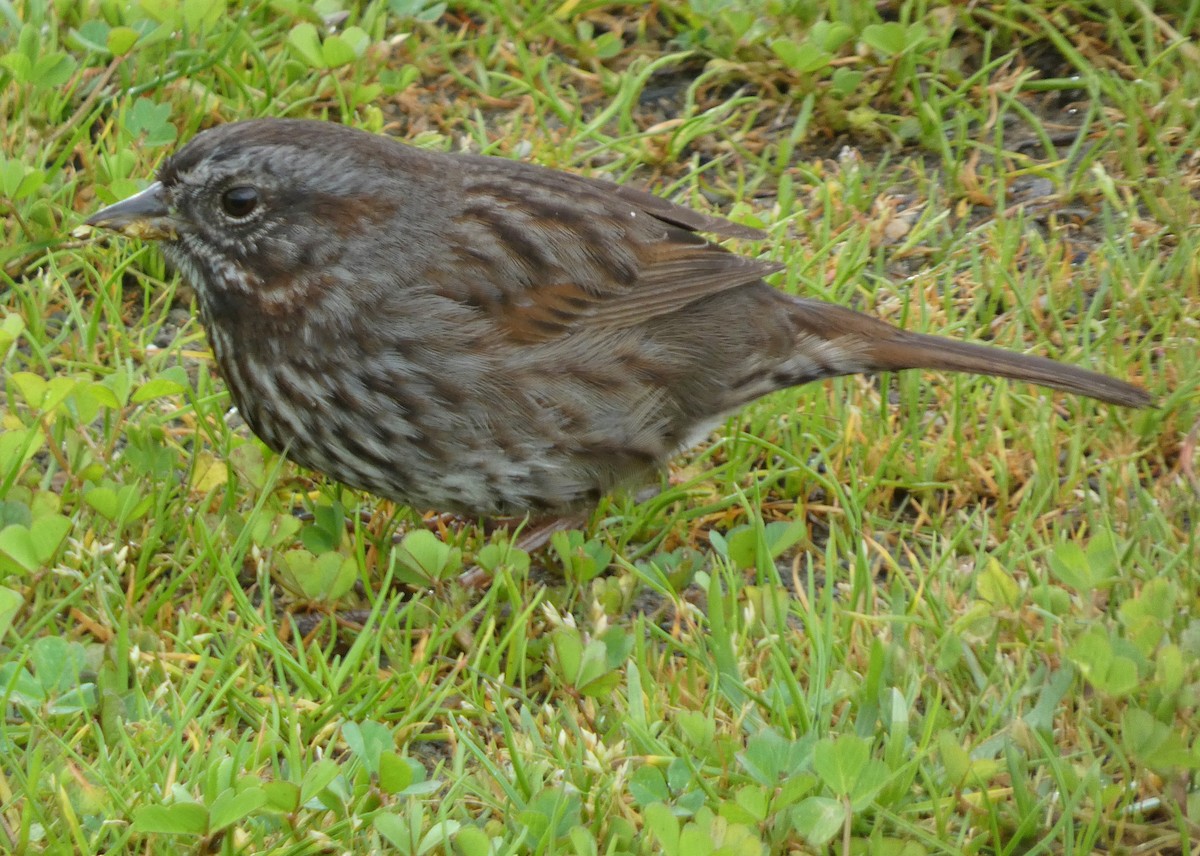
[{"left": 86, "top": 119, "right": 1151, "bottom": 516}]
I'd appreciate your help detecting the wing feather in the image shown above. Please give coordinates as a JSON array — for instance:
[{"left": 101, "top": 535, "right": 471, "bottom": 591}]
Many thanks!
[{"left": 436, "top": 156, "right": 780, "bottom": 343}]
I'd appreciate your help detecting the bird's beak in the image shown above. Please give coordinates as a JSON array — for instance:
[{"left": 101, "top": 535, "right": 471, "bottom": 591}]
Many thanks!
[{"left": 85, "top": 181, "right": 177, "bottom": 241}]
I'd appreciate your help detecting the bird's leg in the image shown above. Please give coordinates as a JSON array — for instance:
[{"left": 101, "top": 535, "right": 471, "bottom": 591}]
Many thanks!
[{"left": 458, "top": 514, "right": 589, "bottom": 588}]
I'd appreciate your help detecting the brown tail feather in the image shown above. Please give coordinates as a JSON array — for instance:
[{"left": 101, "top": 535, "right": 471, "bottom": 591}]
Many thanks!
[{"left": 792, "top": 299, "right": 1153, "bottom": 408}]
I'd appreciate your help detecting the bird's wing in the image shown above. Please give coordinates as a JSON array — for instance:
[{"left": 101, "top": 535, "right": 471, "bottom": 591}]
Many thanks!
[{"left": 430, "top": 156, "right": 784, "bottom": 343}]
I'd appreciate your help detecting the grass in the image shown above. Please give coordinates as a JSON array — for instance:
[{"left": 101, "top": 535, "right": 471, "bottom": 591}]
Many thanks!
[{"left": 1, "top": 0, "right": 1198, "bottom": 853}]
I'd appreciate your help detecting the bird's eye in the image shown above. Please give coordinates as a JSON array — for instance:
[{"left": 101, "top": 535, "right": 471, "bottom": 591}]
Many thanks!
[{"left": 220, "top": 186, "right": 259, "bottom": 219}]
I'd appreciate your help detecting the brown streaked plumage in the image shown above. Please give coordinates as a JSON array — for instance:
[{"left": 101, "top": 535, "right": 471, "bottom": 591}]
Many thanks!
[{"left": 86, "top": 118, "right": 1152, "bottom": 515}]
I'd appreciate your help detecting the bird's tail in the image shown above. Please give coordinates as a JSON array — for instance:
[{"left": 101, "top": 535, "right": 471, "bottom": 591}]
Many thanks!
[{"left": 787, "top": 298, "right": 1152, "bottom": 408}]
